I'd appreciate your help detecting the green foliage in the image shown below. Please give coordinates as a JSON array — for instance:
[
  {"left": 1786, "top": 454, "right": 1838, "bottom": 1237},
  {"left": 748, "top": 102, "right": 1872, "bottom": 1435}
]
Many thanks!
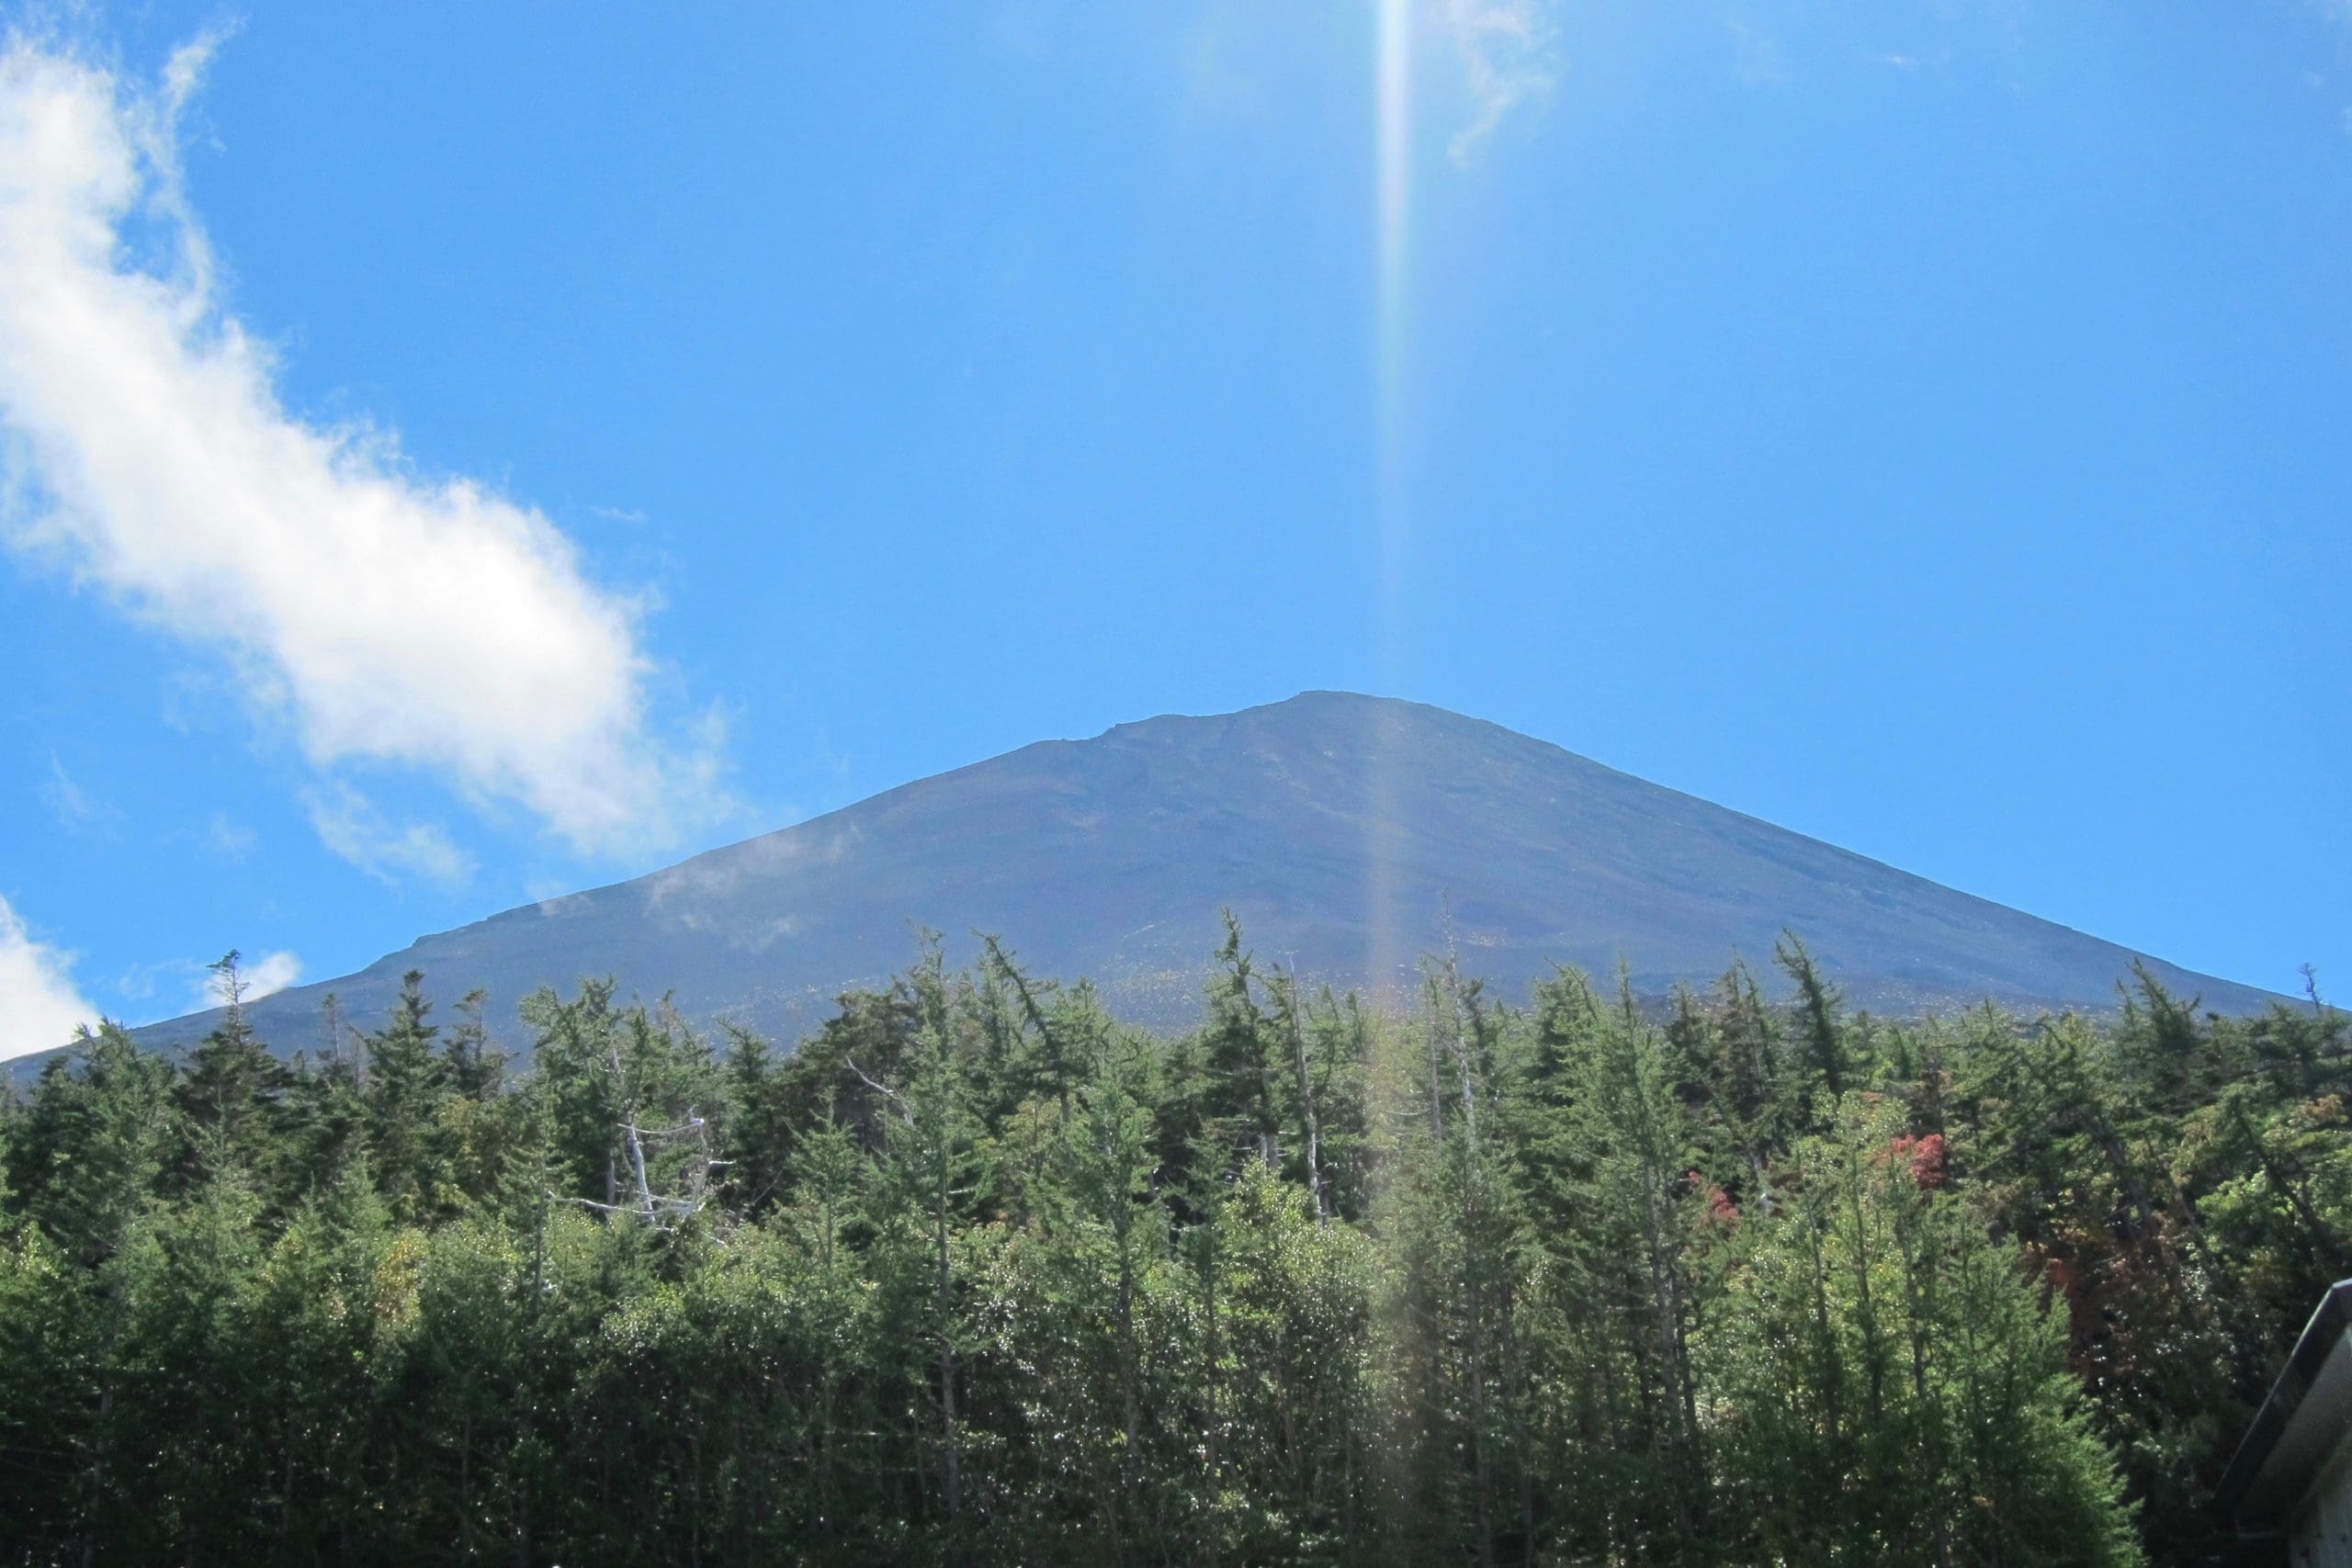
[
  {"left": 1702, "top": 1098, "right": 2138, "bottom": 1564},
  {"left": 6, "top": 924, "right": 2342, "bottom": 1564}
]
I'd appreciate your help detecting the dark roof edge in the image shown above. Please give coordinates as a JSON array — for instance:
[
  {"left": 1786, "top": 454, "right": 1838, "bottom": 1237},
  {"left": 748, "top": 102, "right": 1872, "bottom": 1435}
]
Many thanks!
[{"left": 2215, "top": 1278, "right": 2352, "bottom": 1528}]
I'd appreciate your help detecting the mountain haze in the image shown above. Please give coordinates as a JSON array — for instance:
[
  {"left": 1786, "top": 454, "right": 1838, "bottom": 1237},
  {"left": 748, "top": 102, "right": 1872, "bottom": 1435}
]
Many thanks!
[{"left": 116, "top": 692, "right": 2278, "bottom": 1057}]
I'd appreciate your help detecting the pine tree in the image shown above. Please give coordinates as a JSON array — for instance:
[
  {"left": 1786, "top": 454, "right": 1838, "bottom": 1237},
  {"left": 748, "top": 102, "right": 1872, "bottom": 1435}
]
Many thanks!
[
  {"left": 1204, "top": 911, "right": 1282, "bottom": 1173},
  {"left": 0, "top": 933, "right": 2301, "bottom": 1565},
  {"left": 366, "top": 971, "right": 447, "bottom": 1218},
  {"left": 1777, "top": 933, "right": 1854, "bottom": 1111},
  {"left": 1704, "top": 1097, "right": 2143, "bottom": 1564},
  {"left": 175, "top": 952, "right": 289, "bottom": 1184}
]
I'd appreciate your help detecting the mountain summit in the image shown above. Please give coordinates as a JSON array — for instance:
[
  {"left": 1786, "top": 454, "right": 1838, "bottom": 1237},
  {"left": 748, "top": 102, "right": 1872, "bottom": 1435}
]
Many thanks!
[{"left": 125, "top": 692, "right": 2278, "bottom": 1055}]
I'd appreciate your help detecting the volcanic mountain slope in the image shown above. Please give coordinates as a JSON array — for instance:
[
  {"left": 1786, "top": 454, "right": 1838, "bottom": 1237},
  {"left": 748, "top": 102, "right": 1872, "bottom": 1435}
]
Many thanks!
[{"left": 118, "top": 691, "right": 2279, "bottom": 1057}]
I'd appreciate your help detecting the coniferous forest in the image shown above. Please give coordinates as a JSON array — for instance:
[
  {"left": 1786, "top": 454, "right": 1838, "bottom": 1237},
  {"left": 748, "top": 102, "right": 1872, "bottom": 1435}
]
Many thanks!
[{"left": 3, "top": 924, "right": 2346, "bottom": 1565}]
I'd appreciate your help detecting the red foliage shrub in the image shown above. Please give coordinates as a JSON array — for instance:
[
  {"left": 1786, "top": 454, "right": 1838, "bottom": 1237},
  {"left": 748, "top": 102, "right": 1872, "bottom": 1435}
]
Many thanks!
[
  {"left": 1687, "top": 1169, "right": 1739, "bottom": 1227},
  {"left": 1886, "top": 1132, "right": 1948, "bottom": 1190}
]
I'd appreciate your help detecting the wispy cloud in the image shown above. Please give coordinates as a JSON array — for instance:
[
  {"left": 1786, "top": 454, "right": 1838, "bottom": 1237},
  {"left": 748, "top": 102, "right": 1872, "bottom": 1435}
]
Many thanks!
[
  {"left": 306, "top": 784, "right": 475, "bottom": 888},
  {"left": 203, "top": 810, "right": 257, "bottom": 862},
  {"left": 1728, "top": 16, "right": 1791, "bottom": 86},
  {"left": 0, "top": 893, "right": 96, "bottom": 1059},
  {"left": 1440, "top": 0, "right": 1561, "bottom": 167},
  {"left": 40, "top": 752, "right": 118, "bottom": 832},
  {"left": 112, "top": 955, "right": 196, "bottom": 1008},
  {"left": 0, "top": 37, "right": 728, "bottom": 872}
]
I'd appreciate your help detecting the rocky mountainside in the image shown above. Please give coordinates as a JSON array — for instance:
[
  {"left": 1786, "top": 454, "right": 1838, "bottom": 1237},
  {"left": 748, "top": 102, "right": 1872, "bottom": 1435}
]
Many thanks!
[{"left": 116, "top": 691, "right": 2281, "bottom": 1058}]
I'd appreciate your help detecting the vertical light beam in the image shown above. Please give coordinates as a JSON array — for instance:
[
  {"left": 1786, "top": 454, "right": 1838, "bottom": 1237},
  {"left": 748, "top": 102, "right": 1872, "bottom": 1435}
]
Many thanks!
[
  {"left": 1368, "top": 0, "right": 1413, "bottom": 1014},
  {"left": 1377, "top": 0, "right": 1412, "bottom": 389},
  {"left": 1375, "top": 0, "right": 1413, "bottom": 631}
]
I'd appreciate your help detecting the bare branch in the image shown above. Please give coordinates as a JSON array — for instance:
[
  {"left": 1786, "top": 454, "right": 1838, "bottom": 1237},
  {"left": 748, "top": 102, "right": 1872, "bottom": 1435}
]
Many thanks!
[{"left": 844, "top": 1058, "right": 914, "bottom": 1125}]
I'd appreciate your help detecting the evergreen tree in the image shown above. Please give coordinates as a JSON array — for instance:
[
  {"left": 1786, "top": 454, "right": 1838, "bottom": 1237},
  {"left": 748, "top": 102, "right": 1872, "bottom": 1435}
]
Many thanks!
[
  {"left": 365, "top": 970, "right": 447, "bottom": 1217},
  {"left": 0, "top": 937, "right": 2253, "bottom": 1565},
  {"left": 1704, "top": 1097, "right": 2142, "bottom": 1565},
  {"left": 175, "top": 952, "right": 290, "bottom": 1184}
]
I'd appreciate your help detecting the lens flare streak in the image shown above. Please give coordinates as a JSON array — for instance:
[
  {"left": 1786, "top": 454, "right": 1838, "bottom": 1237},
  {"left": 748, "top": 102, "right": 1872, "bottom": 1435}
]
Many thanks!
[{"left": 1369, "top": 0, "right": 1414, "bottom": 1010}]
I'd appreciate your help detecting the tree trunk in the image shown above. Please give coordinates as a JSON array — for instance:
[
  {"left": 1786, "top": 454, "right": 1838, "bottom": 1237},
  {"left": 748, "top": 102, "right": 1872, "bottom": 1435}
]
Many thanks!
[{"left": 1289, "top": 970, "right": 1328, "bottom": 1224}]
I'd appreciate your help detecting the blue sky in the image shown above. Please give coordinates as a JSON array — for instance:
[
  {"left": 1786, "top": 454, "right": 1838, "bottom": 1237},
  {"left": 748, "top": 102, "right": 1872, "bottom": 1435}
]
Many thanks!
[{"left": 2, "top": 1, "right": 2347, "bottom": 1055}]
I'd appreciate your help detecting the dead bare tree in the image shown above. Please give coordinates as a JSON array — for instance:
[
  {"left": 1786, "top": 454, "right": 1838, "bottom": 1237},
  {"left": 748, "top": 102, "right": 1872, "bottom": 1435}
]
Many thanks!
[
  {"left": 1283, "top": 958, "right": 1329, "bottom": 1227},
  {"left": 560, "top": 1108, "right": 729, "bottom": 1229}
]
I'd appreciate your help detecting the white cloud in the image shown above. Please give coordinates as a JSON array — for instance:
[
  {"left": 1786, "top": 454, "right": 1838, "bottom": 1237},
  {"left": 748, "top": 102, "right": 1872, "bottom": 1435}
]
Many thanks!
[
  {"left": 0, "top": 37, "right": 725, "bottom": 863},
  {"left": 0, "top": 893, "right": 96, "bottom": 1060},
  {"left": 1440, "top": 0, "right": 1561, "bottom": 166},
  {"left": 112, "top": 955, "right": 197, "bottom": 1007},
  {"left": 306, "top": 784, "right": 475, "bottom": 888},
  {"left": 1729, "top": 17, "right": 1791, "bottom": 86},
  {"left": 40, "top": 751, "right": 117, "bottom": 831},
  {"left": 202, "top": 809, "right": 256, "bottom": 861},
  {"left": 641, "top": 822, "right": 855, "bottom": 911},
  {"left": 243, "top": 949, "right": 300, "bottom": 1001},
  {"left": 200, "top": 947, "right": 300, "bottom": 1009}
]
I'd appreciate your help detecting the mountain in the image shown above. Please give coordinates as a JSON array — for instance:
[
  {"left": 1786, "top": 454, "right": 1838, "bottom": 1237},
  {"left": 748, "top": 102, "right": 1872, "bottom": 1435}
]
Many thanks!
[{"left": 112, "top": 691, "right": 2280, "bottom": 1060}]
